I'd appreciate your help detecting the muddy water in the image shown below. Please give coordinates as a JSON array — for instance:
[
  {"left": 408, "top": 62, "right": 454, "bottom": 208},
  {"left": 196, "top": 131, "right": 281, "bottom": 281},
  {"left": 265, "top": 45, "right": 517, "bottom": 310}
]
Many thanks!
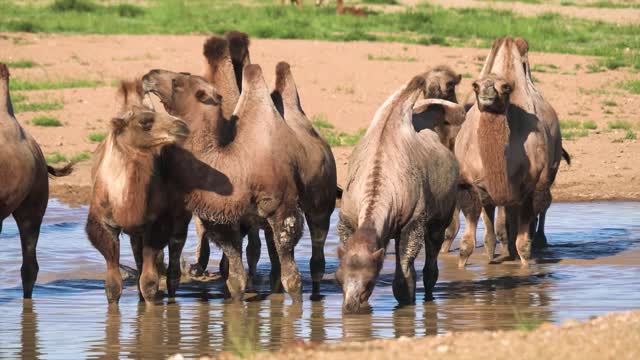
[{"left": 1, "top": 201, "right": 639, "bottom": 359}]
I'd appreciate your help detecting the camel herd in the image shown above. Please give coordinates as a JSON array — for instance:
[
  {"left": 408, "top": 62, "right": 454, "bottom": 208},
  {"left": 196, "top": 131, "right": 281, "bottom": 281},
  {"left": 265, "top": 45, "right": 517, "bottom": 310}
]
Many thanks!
[{"left": 0, "top": 33, "right": 569, "bottom": 313}]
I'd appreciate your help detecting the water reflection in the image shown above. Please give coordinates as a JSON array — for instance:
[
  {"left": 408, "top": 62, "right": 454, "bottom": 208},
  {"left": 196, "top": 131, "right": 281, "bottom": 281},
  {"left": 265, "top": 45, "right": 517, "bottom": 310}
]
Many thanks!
[{"left": 20, "top": 300, "right": 40, "bottom": 360}]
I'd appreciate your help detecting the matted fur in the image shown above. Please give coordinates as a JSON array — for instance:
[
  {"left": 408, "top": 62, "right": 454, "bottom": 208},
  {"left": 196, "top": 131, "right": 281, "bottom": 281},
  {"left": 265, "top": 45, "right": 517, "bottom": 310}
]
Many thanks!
[
  {"left": 0, "top": 63, "right": 9, "bottom": 79},
  {"left": 203, "top": 36, "right": 229, "bottom": 65},
  {"left": 477, "top": 112, "right": 512, "bottom": 204},
  {"left": 225, "top": 31, "right": 249, "bottom": 64}
]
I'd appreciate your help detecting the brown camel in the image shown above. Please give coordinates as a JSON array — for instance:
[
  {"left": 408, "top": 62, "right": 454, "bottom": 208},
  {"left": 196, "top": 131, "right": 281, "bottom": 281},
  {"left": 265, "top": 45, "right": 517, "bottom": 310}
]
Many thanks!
[
  {"left": 0, "top": 63, "right": 73, "bottom": 298},
  {"left": 86, "top": 80, "right": 191, "bottom": 304},
  {"left": 270, "top": 61, "right": 338, "bottom": 296},
  {"left": 143, "top": 64, "right": 307, "bottom": 301},
  {"left": 337, "top": 76, "right": 459, "bottom": 313},
  {"left": 455, "top": 37, "right": 563, "bottom": 268}
]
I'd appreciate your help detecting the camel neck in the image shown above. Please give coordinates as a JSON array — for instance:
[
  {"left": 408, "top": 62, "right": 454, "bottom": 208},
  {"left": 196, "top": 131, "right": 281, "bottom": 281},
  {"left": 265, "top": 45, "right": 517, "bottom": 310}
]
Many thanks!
[
  {"left": 0, "top": 79, "right": 14, "bottom": 117},
  {"left": 477, "top": 110, "right": 513, "bottom": 204},
  {"left": 186, "top": 107, "right": 234, "bottom": 152}
]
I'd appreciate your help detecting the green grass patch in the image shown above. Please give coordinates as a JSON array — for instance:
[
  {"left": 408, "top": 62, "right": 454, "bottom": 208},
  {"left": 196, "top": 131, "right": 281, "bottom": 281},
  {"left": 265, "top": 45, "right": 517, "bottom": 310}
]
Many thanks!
[
  {"left": 481, "top": 0, "right": 540, "bottom": 4},
  {"left": 604, "top": 109, "right": 614, "bottom": 115},
  {"left": 71, "top": 150, "right": 92, "bottom": 162},
  {"left": 31, "top": 115, "right": 63, "bottom": 127},
  {"left": 560, "top": 0, "right": 576, "bottom": 5},
  {"left": 582, "top": 120, "right": 598, "bottom": 130},
  {"left": 531, "top": 63, "right": 559, "bottom": 73},
  {"left": 312, "top": 114, "right": 365, "bottom": 146},
  {"left": 362, "top": 0, "right": 399, "bottom": 4},
  {"left": 3, "top": 59, "right": 36, "bottom": 68},
  {"left": 624, "top": 130, "right": 637, "bottom": 140},
  {"left": 45, "top": 152, "right": 67, "bottom": 164},
  {"left": 601, "top": 100, "right": 617, "bottom": 107},
  {"left": 367, "top": 53, "right": 416, "bottom": 62},
  {"left": 617, "top": 80, "right": 640, "bottom": 94},
  {"left": 585, "top": 1, "right": 640, "bottom": 9},
  {"left": 559, "top": 119, "right": 582, "bottom": 129},
  {"left": 0, "top": 2, "right": 638, "bottom": 68},
  {"left": 607, "top": 119, "right": 633, "bottom": 130},
  {"left": 562, "top": 128, "right": 589, "bottom": 141},
  {"left": 586, "top": 63, "right": 605, "bottom": 73},
  {"left": 10, "top": 78, "right": 103, "bottom": 91},
  {"left": 513, "top": 310, "right": 542, "bottom": 331},
  {"left": 462, "top": 73, "right": 473, "bottom": 78},
  {"left": 88, "top": 132, "right": 106, "bottom": 142},
  {"left": 12, "top": 94, "right": 64, "bottom": 113}
]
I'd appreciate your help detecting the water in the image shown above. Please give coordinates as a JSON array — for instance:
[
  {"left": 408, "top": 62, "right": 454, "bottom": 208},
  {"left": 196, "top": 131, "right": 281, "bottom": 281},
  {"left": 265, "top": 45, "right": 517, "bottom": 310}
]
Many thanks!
[{"left": 1, "top": 200, "right": 639, "bottom": 359}]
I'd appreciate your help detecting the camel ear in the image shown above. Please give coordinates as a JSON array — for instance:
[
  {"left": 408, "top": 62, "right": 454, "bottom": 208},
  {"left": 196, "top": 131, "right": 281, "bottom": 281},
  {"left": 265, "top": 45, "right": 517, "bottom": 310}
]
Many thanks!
[
  {"left": 501, "top": 82, "right": 513, "bottom": 95},
  {"left": 372, "top": 248, "right": 385, "bottom": 263},
  {"left": 337, "top": 245, "right": 346, "bottom": 260},
  {"left": 111, "top": 117, "right": 127, "bottom": 130},
  {"left": 472, "top": 81, "right": 480, "bottom": 93},
  {"left": 455, "top": 74, "right": 462, "bottom": 85}
]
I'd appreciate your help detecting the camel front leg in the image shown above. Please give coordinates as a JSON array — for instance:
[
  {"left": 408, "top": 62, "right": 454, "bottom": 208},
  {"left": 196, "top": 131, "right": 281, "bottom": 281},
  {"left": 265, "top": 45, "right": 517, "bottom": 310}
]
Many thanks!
[
  {"left": 306, "top": 212, "right": 331, "bottom": 297},
  {"left": 481, "top": 205, "right": 498, "bottom": 261},
  {"left": 129, "top": 233, "right": 144, "bottom": 301},
  {"left": 86, "top": 215, "right": 122, "bottom": 304},
  {"left": 167, "top": 213, "right": 191, "bottom": 299},
  {"left": 424, "top": 218, "right": 447, "bottom": 301},
  {"left": 516, "top": 199, "right": 536, "bottom": 267},
  {"left": 245, "top": 225, "right": 261, "bottom": 292},
  {"left": 190, "top": 217, "right": 210, "bottom": 277},
  {"left": 440, "top": 206, "right": 460, "bottom": 254},
  {"left": 458, "top": 186, "right": 481, "bottom": 268},
  {"left": 269, "top": 208, "right": 304, "bottom": 302},
  {"left": 495, "top": 206, "right": 509, "bottom": 257},
  {"left": 13, "top": 212, "right": 43, "bottom": 299},
  {"left": 264, "top": 226, "right": 283, "bottom": 293},
  {"left": 393, "top": 221, "right": 424, "bottom": 305}
]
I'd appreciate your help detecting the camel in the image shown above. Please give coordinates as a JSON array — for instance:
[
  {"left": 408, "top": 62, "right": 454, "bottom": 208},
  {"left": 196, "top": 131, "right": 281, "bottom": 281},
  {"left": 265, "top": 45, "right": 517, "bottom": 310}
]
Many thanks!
[
  {"left": 0, "top": 63, "right": 73, "bottom": 298},
  {"left": 86, "top": 80, "right": 191, "bottom": 304},
  {"left": 337, "top": 75, "right": 459, "bottom": 313},
  {"left": 270, "top": 61, "right": 338, "bottom": 296},
  {"left": 455, "top": 37, "right": 564, "bottom": 268},
  {"left": 143, "top": 63, "right": 307, "bottom": 301},
  {"left": 422, "top": 65, "right": 462, "bottom": 104}
]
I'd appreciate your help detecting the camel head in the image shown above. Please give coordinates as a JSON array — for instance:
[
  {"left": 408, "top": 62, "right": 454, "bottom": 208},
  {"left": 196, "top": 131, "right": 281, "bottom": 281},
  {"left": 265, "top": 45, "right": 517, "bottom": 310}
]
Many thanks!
[
  {"left": 472, "top": 74, "right": 513, "bottom": 114},
  {"left": 423, "top": 65, "right": 461, "bottom": 103},
  {"left": 110, "top": 105, "right": 189, "bottom": 151},
  {"left": 115, "top": 79, "right": 154, "bottom": 116},
  {"left": 335, "top": 229, "right": 385, "bottom": 313},
  {"left": 142, "top": 69, "right": 221, "bottom": 118}
]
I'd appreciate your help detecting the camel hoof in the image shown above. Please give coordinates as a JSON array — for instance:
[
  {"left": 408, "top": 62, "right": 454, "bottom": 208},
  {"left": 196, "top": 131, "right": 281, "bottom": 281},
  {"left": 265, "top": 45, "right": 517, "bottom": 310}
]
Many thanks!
[
  {"left": 457, "top": 258, "right": 469, "bottom": 269},
  {"left": 188, "top": 263, "right": 208, "bottom": 278}
]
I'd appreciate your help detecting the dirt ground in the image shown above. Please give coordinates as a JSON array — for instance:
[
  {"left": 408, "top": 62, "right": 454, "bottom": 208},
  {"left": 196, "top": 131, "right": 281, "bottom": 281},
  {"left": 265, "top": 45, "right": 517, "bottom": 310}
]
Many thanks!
[
  {"left": 1, "top": 32, "right": 639, "bottom": 205},
  {"left": 208, "top": 310, "right": 640, "bottom": 360}
]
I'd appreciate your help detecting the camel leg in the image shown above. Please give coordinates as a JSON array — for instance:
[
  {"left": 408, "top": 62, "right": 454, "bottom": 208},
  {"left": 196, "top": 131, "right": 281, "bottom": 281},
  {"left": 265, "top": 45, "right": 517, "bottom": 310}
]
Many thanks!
[
  {"left": 458, "top": 187, "right": 481, "bottom": 268},
  {"left": 440, "top": 206, "right": 459, "bottom": 254},
  {"left": 167, "top": 214, "right": 191, "bottom": 299},
  {"left": 264, "top": 226, "right": 283, "bottom": 293},
  {"left": 393, "top": 220, "right": 424, "bottom": 305},
  {"left": 307, "top": 212, "right": 330, "bottom": 297},
  {"left": 86, "top": 216, "right": 122, "bottom": 303},
  {"left": 481, "top": 205, "right": 498, "bottom": 261},
  {"left": 139, "top": 244, "right": 163, "bottom": 303},
  {"left": 532, "top": 208, "right": 549, "bottom": 249},
  {"left": 129, "top": 233, "right": 144, "bottom": 301},
  {"left": 246, "top": 226, "right": 261, "bottom": 291},
  {"left": 515, "top": 201, "right": 535, "bottom": 267},
  {"left": 423, "top": 219, "right": 447, "bottom": 301},
  {"left": 204, "top": 222, "right": 246, "bottom": 301},
  {"left": 13, "top": 209, "right": 44, "bottom": 299},
  {"left": 269, "top": 208, "right": 304, "bottom": 302},
  {"left": 190, "top": 217, "right": 210, "bottom": 277},
  {"left": 495, "top": 206, "right": 509, "bottom": 256}
]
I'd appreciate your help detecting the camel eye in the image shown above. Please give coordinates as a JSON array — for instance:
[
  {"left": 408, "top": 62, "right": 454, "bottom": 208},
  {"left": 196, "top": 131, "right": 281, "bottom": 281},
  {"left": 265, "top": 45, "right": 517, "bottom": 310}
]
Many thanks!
[
  {"left": 446, "top": 81, "right": 454, "bottom": 89},
  {"left": 139, "top": 115, "right": 154, "bottom": 131},
  {"left": 501, "top": 84, "right": 513, "bottom": 94},
  {"left": 472, "top": 82, "right": 480, "bottom": 92}
]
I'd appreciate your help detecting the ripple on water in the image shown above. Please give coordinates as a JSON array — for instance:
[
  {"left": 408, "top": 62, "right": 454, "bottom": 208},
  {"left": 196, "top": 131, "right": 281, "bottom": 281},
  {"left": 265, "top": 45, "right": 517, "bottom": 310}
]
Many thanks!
[{"left": 0, "top": 200, "right": 639, "bottom": 358}]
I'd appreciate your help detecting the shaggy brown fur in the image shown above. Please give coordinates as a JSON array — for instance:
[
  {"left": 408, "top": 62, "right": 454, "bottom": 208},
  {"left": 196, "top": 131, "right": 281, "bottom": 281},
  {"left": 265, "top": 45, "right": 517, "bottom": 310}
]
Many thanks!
[
  {"left": 0, "top": 63, "right": 73, "bottom": 299},
  {"left": 477, "top": 112, "right": 512, "bottom": 204},
  {"left": 225, "top": 31, "right": 251, "bottom": 91},
  {"left": 86, "top": 80, "right": 191, "bottom": 304}
]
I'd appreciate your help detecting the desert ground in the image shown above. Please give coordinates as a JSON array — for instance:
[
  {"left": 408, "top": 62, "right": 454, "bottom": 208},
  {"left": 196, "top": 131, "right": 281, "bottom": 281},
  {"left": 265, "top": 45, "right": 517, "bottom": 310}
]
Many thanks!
[{"left": 1, "top": 33, "right": 639, "bottom": 206}]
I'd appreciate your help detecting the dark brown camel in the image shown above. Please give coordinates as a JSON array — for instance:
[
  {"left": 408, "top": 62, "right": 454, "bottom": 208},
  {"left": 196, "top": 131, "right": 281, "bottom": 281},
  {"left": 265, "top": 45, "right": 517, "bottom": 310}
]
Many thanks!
[
  {"left": 0, "top": 63, "right": 73, "bottom": 298},
  {"left": 86, "top": 80, "right": 191, "bottom": 304}
]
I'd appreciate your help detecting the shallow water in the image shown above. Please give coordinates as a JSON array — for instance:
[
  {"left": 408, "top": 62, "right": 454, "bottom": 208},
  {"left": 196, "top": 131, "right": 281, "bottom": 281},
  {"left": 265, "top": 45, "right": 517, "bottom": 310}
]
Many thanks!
[{"left": 1, "top": 201, "right": 639, "bottom": 359}]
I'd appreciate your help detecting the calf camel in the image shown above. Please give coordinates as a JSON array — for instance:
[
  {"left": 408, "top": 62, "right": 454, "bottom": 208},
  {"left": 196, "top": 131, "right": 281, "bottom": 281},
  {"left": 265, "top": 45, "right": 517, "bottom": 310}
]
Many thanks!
[
  {"left": 0, "top": 63, "right": 73, "bottom": 298},
  {"left": 337, "top": 76, "right": 458, "bottom": 313},
  {"left": 86, "top": 80, "right": 191, "bottom": 304},
  {"left": 455, "top": 37, "right": 561, "bottom": 267},
  {"left": 143, "top": 64, "right": 306, "bottom": 302}
]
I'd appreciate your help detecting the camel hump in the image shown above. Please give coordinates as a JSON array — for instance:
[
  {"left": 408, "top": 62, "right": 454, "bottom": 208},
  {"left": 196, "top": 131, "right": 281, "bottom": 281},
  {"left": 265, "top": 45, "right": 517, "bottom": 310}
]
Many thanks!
[
  {"left": 274, "top": 61, "right": 297, "bottom": 96},
  {"left": 514, "top": 37, "right": 529, "bottom": 56},
  {"left": 203, "top": 36, "right": 230, "bottom": 65},
  {"left": 225, "top": 31, "right": 250, "bottom": 63},
  {"left": 242, "top": 64, "right": 266, "bottom": 90},
  {"left": 0, "top": 63, "right": 9, "bottom": 79}
]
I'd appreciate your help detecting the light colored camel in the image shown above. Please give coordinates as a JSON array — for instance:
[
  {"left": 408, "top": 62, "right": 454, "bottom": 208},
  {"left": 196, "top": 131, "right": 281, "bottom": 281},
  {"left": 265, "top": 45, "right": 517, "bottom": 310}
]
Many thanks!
[
  {"left": 0, "top": 63, "right": 73, "bottom": 298},
  {"left": 86, "top": 80, "right": 191, "bottom": 304},
  {"left": 143, "top": 63, "right": 307, "bottom": 302},
  {"left": 337, "top": 75, "right": 459, "bottom": 313},
  {"left": 455, "top": 37, "right": 562, "bottom": 267}
]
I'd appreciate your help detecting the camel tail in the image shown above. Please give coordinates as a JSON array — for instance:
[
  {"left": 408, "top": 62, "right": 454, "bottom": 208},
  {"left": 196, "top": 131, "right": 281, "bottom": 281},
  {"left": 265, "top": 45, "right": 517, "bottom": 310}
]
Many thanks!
[
  {"left": 47, "top": 162, "right": 74, "bottom": 177},
  {"left": 336, "top": 186, "right": 343, "bottom": 199},
  {"left": 561, "top": 147, "right": 571, "bottom": 165}
]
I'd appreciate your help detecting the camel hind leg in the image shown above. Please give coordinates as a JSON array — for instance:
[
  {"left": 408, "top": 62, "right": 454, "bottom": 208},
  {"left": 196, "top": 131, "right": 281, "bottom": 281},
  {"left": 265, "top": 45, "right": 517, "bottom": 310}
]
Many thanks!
[
  {"left": 86, "top": 215, "right": 122, "bottom": 303},
  {"left": 306, "top": 212, "right": 331, "bottom": 297},
  {"left": 423, "top": 218, "right": 448, "bottom": 301},
  {"left": 268, "top": 207, "right": 304, "bottom": 302},
  {"left": 190, "top": 217, "right": 210, "bottom": 277},
  {"left": 481, "top": 205, "right": 498, "bottom": 261},
  {"left": 13, "top": 205, "right": 45, "bottom": 299},
  {"left": 246, "top": 225, "right": 261, "bottom": 292},
  {"left": 440, "top": 206, "right": 459, "bottom": 254},
  {"left": 458, "top": 186, "right": 481, "bottom": 268},
  {"left": 167, "top": 212, "right": 191, "bottom": 299}
]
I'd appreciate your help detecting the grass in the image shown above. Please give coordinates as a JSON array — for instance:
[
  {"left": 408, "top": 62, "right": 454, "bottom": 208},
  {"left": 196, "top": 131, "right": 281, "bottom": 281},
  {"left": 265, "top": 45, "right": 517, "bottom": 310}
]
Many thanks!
[
  {"left": 560, "top": 0, "right": 576, "bottom": 5},
  {"left": 12, "top": 94, "right": 64, "bottom": 113},
  {"left": 10, "top": 79, "right": 103, "bottom": 91},
  {"left": 582, "top": 120, "right": 598, "bottom": 130},
  {"left": 362, "top": 0, "right": 399, "bottom": 4},
  {"left": 559, "top": 119, "right": 582, "bottom": 129},
  {"left": 31, "top": 115, "right": 63, "bottom": 127},
  {"left": 586, "top": 63, "right": 605, "bottom": 73},
  {"left": 513, "top": 310, "right": 541, "bottom": 331},
  {"left": 88, "top": 132, "right": 106, "bottom": 142},
  {"left": 601, "top": 100, "right": 618, "bottom": 107},
  {"left": 584, "top": 1, "right": 640, "bottom": 9},
  {"left": 607, "top": 120, "right": 633, "bottom": 130},
  {"left": 560, "top": 119, "right": 597, "bottom": 140},
  {"left": 562, "top": 128, "right": 589, "bottom": 141},
  {"left": 0, "top": 1, "right": 639, "bottom": 69},
  {"left": 481, "top": 0, "right": 540, "bottom": 4},
  {"left": 531, "top": 63, "right": 559, "bottom": 73},
  {"left": 624, "top": 130, "right": 637, "bottom": 140},
  {"left": 3, "top": 59, "right": 36, "bottom": 68},
  {"left": 45, "top": 152, "right": 67, "bottom": 164},
  {"left": 71, "top": 151, "right": 92, "bottom": 162},
  {"left": 367, "top": 53, "right": 416, "bottom": 62},
  {"left": 617, "top": 80, "right": 640, "bottom": 94},
  {"left": 312, "top": 114, "right": 366, "bottom": 146}
]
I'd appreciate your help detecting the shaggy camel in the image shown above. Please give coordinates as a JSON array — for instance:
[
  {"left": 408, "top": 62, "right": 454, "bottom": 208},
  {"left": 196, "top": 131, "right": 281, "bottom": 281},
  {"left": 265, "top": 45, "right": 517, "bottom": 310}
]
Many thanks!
[
  {"left": 337, "top": 76, "right": 458, "bottom": 313},
  {"left": 270, "top": 61, "right": 338, "bottom": 296},
  {"left": 455, "top": 37, "right": 563, "bottom": 267},
  {"left": 0, "top": 63, "right": 73, "bottom": 298},
  {"left": 86, "top": 80, "right": 191, "bottom": 304},
  {"left": 143, "top": 64, "right": 306, "bottom": 302}
]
